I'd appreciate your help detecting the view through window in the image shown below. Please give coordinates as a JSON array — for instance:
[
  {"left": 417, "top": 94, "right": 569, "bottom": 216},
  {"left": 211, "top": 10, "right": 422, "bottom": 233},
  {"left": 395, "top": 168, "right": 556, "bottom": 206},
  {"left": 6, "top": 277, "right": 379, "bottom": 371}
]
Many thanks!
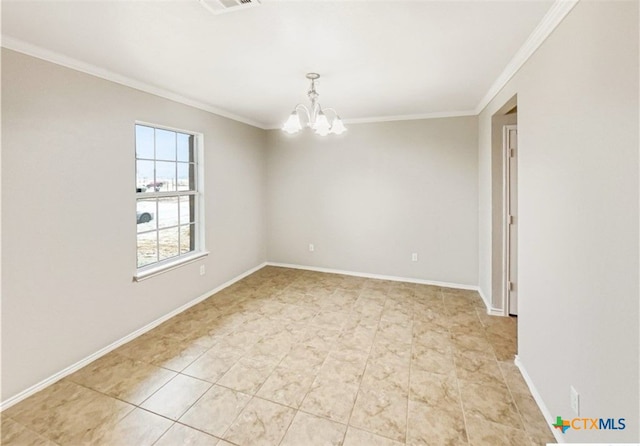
[{"left": 135, "top": 124, "right": 200, "bottom": 269}]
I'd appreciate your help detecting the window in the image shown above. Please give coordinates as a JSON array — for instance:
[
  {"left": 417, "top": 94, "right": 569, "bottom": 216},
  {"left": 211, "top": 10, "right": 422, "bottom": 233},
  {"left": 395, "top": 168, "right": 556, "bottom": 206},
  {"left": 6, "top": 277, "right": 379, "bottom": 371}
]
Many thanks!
[{"left": 135, "top": 123, "right": 205, "bottom": 277}]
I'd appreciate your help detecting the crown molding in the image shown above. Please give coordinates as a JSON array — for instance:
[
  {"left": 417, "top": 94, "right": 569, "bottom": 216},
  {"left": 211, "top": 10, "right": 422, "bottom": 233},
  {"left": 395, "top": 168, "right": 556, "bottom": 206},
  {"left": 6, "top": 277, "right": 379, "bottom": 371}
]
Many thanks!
[
  {"left": 342, "top": 110, "right": 478, "bottom": 124},
  {"left": 3, "top": 0, "right": 578, "bottom": 128},
  {"left": 1, "top": 36, "right": 269, "bottom": 130},
  {"left": 263, "top": 109, "right": 477, "bottom": 130},
  {"left": 474, "top": 0, "right": 579, "bottom": 114}
]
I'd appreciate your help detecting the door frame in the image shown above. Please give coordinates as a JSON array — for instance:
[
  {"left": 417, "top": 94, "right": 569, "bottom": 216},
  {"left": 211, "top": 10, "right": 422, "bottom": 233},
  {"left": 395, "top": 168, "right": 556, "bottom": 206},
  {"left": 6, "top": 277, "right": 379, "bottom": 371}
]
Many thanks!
[{"left": 502, "top": 124, "right": 517, "bottom": 316}]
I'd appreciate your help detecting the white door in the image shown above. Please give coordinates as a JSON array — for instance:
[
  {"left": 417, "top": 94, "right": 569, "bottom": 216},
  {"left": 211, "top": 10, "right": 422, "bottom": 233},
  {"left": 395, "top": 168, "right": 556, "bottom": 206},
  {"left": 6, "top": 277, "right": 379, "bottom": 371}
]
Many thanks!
[{"left": 504, "top": 125, "right": 518, "bottom": 315}]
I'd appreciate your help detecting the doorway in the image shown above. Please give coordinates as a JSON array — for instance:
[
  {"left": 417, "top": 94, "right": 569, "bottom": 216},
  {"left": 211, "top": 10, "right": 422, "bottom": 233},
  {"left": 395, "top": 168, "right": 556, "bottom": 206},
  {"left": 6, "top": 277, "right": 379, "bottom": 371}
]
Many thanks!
[
  {"left": 503, "top": 125, "right": 518, "bottom": 315},
  {"left": 490, "top": 95, "right": 517, "bottom": 317}
]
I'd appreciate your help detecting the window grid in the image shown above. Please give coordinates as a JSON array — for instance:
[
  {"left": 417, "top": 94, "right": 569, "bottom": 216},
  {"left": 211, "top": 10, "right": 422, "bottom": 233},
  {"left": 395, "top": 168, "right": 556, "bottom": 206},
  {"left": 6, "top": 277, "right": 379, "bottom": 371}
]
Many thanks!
[{"left": 136, "top": 123, "right": 200, "bottom": 269}]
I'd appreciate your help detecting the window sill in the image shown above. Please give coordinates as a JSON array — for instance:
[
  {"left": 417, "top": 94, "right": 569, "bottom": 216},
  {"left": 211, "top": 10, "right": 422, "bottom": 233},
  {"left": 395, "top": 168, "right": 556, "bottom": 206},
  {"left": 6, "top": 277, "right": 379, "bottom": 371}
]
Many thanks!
[{"left": 134, "top": 251, "right": 209, "bottom": 282}]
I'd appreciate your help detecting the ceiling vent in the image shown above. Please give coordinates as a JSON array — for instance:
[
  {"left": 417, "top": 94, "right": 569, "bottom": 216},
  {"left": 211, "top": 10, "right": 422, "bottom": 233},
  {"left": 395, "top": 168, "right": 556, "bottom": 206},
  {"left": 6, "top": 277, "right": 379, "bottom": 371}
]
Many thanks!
[{"left": 198, "top": 0, "right": 261, "bottom": 15}]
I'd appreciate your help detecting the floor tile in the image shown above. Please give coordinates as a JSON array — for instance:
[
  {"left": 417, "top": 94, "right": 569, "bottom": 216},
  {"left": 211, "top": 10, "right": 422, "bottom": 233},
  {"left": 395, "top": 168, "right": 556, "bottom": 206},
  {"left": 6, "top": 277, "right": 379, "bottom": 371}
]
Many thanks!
[
  {"left": 360, "top": 361, "right": 410, "bottom": 394},
  {"left": 217, "top": 357, "right": 279, "bottom": 394},
  {"left": 411, "top": 346, "right": 456, "bottom": 374},
  {"left": 465, "top": 414, "right": 531, "bottom": 446},
  {"left": 67, "top": 352, "right": 176, "bottom": 405},
  {"left": 458, "top": 379, "right": 523, "bottom": 430},
  {"left": 453, "top": 352, "right": 504, "bottom": 387},
  {"left": 81, "top": 407, "right": 172, "bottom": 445},
  {"left": 299, "top": 325, "right": 342, "bottom": 349},
  {"left": 140, "top": 374, "right": 211, "bottom": 420},
  {"left": 349, "top": 387, "right": 408, "bottom": 442},
  {"left": 409, "top": 369, "right": 459, "bottom": 407},
  {"left": 179, "top": 385, "right": 252, "bottom": 437},
  {"left": 256, "top": 365, "right": 317, "bottom": 408},
  {"left": 181, "top": 347, "right": 242, "bottom": 383},
  {"left": 154, "top": 422, "right": 221, "bottom": 446},
  {"left": 279, "top": 411, "right": 346, "bottom": 446},
  {"left": 117, "top": 332, "right": 209, "bottom": 372},
  {"left": 278, "top": 344, "right": 329, "bottom": 372},
  {"left": 300, "top": 377, "right": 360, "bottom": 423},
  {"left": 0, "top": 417, "right": 58, "bottom": 446},
  {"left": 511, "top": 392, "right": 556, "bottom": 444},
  {"left": 1, "top": 267, "right": 537, "bottom": 446},
  {"left": 343, "top": 426, "right": 404, "bottom": 446},
  {"left": 498, "top": 361, "right": 531, "bottom": 396},
  {"left": 451, "top": 332, "right": 495, "bottom": 358},
  {"left": 223, "top": 397, "right": 295, "bottom": 446},
  {"left": 5, "top": 379, "right": 134, "bottom": 444},
  {"left": 407, "top": 399, "right": 467, "bottom": 445}
]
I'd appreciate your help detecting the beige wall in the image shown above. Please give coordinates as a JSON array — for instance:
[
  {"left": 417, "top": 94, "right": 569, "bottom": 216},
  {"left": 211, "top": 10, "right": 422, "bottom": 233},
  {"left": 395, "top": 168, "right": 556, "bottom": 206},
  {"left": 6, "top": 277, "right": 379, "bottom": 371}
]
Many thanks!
[
  {"left": 266, "top": 117, "right": 479, "bottom": 287},
  {"left": 478, "top": 1, "right": 638, "bottom": 441},
  {"left": 1, "top": 49, "right": 267, "bottom": 401}
]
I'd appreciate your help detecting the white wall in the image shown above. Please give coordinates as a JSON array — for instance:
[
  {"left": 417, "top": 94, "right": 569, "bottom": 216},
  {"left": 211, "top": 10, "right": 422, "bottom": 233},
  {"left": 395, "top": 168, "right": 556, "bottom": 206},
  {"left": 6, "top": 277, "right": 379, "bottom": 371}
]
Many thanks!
[
  {"left": 266, "top": 117, "right": 478, "bottom": 286},
  {"left": 478, "top": 1, "right": 639, "bottom": 441},
  {"left": 1, "top": 49, "right": 267, "bottom": 401}
]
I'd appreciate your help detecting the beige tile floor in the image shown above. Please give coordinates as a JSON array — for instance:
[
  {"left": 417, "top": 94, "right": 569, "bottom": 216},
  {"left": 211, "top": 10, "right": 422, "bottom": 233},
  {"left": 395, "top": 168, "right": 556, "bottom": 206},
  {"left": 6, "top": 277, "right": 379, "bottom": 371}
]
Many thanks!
[{"left": 2, "top": 267, "right": 557, "bottom": 445}]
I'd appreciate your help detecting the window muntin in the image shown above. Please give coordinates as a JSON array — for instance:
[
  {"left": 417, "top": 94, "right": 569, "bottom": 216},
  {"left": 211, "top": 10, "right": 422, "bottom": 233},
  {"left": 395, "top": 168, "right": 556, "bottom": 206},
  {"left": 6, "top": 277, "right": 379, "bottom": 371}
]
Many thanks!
[{"left": 135, "top": 124, "right": 200, "bottom": 270}]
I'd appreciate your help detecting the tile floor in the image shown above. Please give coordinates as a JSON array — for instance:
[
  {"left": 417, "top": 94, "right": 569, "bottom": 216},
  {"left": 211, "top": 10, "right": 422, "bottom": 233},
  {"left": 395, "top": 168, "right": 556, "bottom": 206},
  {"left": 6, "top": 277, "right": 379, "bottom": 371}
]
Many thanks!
[{"left": 1, "top": 266, "right": 556, "bottom": 445}]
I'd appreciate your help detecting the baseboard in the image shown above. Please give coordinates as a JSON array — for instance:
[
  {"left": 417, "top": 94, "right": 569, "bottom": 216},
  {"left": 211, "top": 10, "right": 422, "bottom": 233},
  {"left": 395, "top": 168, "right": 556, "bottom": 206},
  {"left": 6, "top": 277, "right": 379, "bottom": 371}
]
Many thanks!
[
  {"left": 488, "top": 307, "right": 506, "bottom": 316},
  {"left": 266, "top": 262, "right": 478, "bottom": 291},
  {"left": 0, "top": 261, "right": 268, "bottom": 412},
  {"left": 476, "top": 286, "right": 509, "bottom": 317},
  {"left": 514, "top": 356, "right": 564, "bottom": 444}
]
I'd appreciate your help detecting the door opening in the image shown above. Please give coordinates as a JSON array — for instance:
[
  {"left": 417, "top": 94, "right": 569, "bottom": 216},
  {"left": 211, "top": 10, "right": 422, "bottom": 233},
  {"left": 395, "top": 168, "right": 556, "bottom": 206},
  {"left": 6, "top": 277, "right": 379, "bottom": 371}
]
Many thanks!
[{"left": 503, "top": 125, "right": 518, "bottom": 316}]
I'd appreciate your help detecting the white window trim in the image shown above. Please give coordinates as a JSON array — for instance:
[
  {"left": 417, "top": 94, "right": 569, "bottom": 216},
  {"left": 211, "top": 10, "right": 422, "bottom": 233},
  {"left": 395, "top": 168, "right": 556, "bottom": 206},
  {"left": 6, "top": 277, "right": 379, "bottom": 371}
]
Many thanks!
[
  {"left": 133, "top": 121, "right": 207, "bottom": 281},
  {"left": 134, "top": 250, "right": 209, "bottom": 281}
]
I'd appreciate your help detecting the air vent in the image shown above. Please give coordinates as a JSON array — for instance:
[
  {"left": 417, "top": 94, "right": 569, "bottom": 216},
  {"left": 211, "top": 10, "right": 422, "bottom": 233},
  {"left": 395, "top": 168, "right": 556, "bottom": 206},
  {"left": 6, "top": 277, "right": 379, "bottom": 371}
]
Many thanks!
[{"left": 198, "top": 0, "right": 261, "bottom": 15}]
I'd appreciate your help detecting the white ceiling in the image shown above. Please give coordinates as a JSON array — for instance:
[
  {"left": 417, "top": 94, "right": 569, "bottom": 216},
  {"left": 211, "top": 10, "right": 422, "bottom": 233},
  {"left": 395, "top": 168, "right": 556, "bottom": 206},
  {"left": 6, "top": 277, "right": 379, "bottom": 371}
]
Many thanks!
[{"left": 2, "top": 0, "right": 555, "bottom": 129}]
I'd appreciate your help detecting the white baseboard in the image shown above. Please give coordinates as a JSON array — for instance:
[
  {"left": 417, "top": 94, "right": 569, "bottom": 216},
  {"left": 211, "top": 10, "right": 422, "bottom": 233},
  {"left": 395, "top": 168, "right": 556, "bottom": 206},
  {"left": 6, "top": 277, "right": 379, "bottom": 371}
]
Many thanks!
[
  {"left": 477, "top": 287, "right": 509, "bottom": 317},
  {"left": 487, "top": 307, "right": 507, "bottom": 316},
  {"left": 514, "top": 356, "right": 564, "bottom": 444},
  {"left": 266, "top": 262, "right": 478, "bottom": 291},
  {"left": 0, "top": 262, "right": 268, "bottom": 412}
]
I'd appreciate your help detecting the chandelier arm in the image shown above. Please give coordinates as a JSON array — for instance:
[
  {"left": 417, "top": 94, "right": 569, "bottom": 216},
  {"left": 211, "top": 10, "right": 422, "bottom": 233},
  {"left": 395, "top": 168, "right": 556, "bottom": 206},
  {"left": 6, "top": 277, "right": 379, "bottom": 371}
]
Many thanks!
[
  {"left": 294, "top": 104, "right": 312, "bottom": 126},
  {"left": 322, "top": 107, "right": 340, "bottom": 121}
]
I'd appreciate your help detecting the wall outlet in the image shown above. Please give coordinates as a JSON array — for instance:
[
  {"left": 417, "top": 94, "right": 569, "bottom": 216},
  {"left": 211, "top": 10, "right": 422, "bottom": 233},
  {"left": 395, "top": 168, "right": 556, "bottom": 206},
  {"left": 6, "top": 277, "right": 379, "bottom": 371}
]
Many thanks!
[
  {"left": 411, "top": 253, "right": 418, "bottom": 262},
  {"left": 199, "top": 265, "right": 206, "bottom": 276},
  {"left": 570, "top": 386, "right": 580, "bottom": 416},
  {"left": 309, "top": 244, "right": 315, "bottom": 252}
]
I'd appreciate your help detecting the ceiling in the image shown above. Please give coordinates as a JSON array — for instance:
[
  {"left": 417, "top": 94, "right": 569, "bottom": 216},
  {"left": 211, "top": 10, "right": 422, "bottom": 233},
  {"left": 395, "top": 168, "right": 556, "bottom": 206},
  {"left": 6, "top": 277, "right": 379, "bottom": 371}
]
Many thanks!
[{"left": 1, "top": 0, "right": 556, "bottom": 129}]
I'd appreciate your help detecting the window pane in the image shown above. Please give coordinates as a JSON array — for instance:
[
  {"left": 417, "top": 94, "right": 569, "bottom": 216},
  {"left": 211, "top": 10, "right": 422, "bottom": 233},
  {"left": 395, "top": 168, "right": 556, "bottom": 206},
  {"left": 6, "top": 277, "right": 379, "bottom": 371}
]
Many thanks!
[
  {"left": 158, "top": 196, "right": 179, "bottom": 229},
  {"left": 177, "top": 133, "right": 193, "bottom": 162},
  {"left": 135, "top": 123, "right": 201, "bottom": 271},
  {"left": 179, "top": 195, "right": 195, "bottom": 225},
  {"left": 137, "top": 231, "right": 158, "bottom": 267},
  {"left": 135, "top": 125, "right": 154, "bottom": 159},
  {"left": 155, "top": 128, "right": 176, "bottom": 161},
  {"left": 137, "top": 198, "right": 157, "bottom": 232},
  {"left": 180, "top": 224, "right": 195, "bottom": 254},
  {"left": 136, "top": 160, "right": 154, "bottom": 193},
  {"left": 155, "top": 161, "right": 177, "bottom": 192},
  {"left": 177, "top": 163, "right": 194, "bottom": 191},
  {"left": 159, "top": 227, "right": 180, "bottom": 261}
]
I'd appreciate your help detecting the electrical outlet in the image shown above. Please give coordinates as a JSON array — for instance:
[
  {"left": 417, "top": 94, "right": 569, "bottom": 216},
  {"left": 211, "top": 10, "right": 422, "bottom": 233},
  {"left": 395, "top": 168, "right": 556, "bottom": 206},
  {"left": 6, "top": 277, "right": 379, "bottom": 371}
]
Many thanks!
[
  {"left": 411, "top": 253, "right": 418, "bottom": 262},
  {"left": 309, "top": 244, "right": 315, "bottom": 252},
  {"left": 570, "top": 386, "right": 580, "bottom": 416},
  {"left": 199, "top": 265, "right": 206, "bottom": 276}
]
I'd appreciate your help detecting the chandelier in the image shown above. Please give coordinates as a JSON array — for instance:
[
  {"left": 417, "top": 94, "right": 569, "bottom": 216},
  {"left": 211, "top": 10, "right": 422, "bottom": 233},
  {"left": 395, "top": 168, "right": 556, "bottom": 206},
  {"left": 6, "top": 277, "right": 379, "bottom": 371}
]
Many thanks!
[{"left": 282, "top": 73, "right": 347, "bottom": 136}]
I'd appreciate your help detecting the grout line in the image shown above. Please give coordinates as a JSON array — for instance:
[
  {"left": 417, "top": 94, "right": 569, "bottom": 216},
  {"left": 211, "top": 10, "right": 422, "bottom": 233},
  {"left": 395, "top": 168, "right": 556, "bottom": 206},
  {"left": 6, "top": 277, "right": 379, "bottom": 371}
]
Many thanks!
[
  {"left": 344, "top": 285, "right": 385, "bottom": 431},
  {"left": 405, "top": 302, "right": 414, "bottom": 445},
  {"left": 149, "top": 420, "right": 176, "bottom": 446},
  {"left": 446, "top": 288, "right": 472, "bottom": 446}
]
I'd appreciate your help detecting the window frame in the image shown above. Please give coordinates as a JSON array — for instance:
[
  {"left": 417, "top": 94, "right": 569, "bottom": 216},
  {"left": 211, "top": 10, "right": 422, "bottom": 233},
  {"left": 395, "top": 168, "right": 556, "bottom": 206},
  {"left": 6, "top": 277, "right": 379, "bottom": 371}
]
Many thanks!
[{"left": 133, "top": 121, "right": 207, "bottom": 281}]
